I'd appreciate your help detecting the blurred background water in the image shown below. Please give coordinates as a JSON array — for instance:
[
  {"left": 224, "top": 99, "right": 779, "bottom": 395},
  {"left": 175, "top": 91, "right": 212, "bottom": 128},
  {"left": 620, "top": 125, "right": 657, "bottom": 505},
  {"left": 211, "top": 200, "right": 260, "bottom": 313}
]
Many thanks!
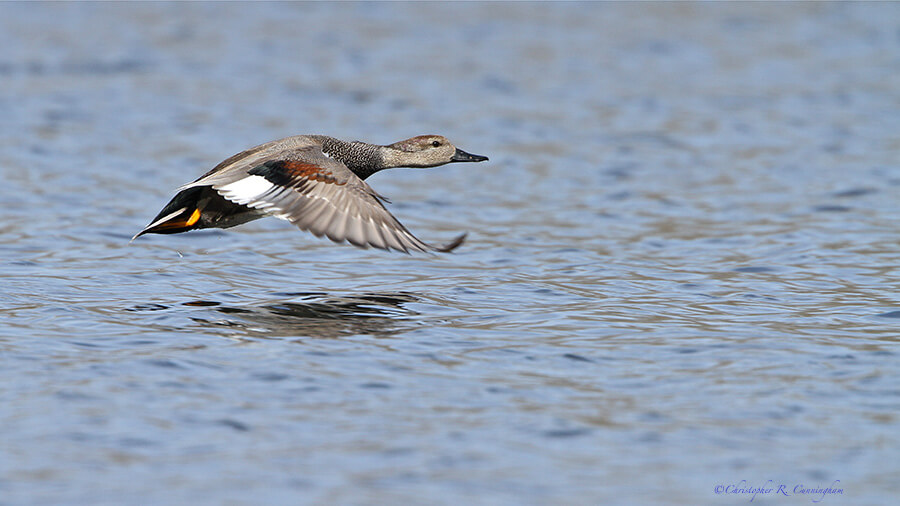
[{"left": 1, "top": 2, "right": 898, "bottom": 505}]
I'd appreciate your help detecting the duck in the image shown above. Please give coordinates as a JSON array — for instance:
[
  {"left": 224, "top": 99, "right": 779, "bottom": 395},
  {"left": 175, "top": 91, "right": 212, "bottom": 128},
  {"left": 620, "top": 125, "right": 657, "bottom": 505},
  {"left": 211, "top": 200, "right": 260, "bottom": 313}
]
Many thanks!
[{"left": 132, "top": 135, "right": 488, "bottom": 253}]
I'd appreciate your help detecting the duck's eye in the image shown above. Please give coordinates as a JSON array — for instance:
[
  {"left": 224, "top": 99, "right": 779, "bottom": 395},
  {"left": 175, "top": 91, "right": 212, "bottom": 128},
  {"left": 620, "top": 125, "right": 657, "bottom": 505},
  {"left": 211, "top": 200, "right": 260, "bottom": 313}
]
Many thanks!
[{"left": 431, "top": 140, "right": 441, "bottom": 147}]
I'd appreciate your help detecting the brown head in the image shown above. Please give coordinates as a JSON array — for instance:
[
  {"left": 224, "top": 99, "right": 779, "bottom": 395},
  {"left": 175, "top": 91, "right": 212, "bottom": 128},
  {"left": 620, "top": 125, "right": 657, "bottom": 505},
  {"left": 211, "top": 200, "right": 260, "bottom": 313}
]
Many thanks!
[{"left": 382, "top": 135, "right": 488, "bottom": 168}]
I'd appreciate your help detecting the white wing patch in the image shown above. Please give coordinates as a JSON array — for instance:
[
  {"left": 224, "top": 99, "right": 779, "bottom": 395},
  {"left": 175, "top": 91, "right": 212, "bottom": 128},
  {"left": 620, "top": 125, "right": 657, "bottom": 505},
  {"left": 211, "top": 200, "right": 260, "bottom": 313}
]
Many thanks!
[{"left": 217, "top": 175, "right": 276, "bottom": 205}]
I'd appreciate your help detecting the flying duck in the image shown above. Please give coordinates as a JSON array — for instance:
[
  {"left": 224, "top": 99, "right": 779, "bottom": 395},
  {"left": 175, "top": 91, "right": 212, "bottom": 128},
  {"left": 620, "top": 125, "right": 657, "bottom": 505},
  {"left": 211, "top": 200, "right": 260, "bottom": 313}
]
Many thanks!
[{"left": 132, "top": 135, "right": 488, "bottom": 253}]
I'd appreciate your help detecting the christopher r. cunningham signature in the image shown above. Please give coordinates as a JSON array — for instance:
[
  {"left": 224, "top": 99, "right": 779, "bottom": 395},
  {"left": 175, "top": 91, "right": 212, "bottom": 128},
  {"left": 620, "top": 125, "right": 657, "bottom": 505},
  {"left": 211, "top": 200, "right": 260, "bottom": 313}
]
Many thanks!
[{"left": 713, "top": 480, "right": 843, "bottom": 502}]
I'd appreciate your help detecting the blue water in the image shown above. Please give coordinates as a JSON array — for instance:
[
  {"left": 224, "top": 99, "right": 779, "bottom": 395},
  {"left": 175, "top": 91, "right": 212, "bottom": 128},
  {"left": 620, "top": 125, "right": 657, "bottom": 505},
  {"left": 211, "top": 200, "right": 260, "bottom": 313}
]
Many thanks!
[{"left": 1, "top": 3, "right": 898, "bottom": 505}]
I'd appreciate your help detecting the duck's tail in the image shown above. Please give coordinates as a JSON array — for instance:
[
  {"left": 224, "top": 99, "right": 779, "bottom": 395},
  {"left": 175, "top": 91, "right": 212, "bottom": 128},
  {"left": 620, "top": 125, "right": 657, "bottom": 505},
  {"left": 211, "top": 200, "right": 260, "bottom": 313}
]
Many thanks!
[{"left": 131, "top": 188, "right": 204, "bottom": 242}]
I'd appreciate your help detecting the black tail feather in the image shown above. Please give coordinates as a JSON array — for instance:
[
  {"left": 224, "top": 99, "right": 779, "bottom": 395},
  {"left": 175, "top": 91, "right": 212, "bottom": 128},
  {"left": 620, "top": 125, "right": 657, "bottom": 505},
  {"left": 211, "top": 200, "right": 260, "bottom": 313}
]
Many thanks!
[{"left": 131, "top": 187, "right": 205, "bottom": 241}]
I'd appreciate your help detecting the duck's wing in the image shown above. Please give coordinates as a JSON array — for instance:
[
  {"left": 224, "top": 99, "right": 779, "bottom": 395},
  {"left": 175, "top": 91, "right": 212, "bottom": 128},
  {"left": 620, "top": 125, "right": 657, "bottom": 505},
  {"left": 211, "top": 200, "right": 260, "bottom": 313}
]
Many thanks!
[{"left": 189, "top": 145, "right": 464, "bottom": 253}]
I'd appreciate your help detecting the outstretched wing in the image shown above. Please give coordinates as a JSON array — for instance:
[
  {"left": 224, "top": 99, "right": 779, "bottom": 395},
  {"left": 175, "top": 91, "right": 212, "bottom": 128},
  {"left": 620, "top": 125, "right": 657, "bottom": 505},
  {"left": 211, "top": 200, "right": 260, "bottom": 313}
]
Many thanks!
[{"left": 206, "top": 148, "right": 463, "bottom": 253}]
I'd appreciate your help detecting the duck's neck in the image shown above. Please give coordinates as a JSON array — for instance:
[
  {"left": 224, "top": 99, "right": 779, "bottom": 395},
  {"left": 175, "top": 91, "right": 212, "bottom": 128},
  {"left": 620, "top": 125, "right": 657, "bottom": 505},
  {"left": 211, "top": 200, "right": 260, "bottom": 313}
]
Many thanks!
[{"left": 317, "top": 136, "right": 386, "bottom": 180}]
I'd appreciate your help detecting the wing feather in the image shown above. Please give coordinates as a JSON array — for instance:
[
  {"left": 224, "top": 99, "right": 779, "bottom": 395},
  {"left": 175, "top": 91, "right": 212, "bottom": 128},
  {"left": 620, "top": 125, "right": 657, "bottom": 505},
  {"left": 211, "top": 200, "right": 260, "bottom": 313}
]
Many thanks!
[{"left": 207, "top": 146, "right": 462, "bottom": 253}]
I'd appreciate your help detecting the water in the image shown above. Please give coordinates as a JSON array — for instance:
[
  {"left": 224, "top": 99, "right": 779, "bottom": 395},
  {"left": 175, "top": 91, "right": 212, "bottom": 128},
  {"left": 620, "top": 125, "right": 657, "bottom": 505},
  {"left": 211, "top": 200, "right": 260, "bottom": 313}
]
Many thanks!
[{"left": 1, "top": 2, "right": 898, "bottom": 505}]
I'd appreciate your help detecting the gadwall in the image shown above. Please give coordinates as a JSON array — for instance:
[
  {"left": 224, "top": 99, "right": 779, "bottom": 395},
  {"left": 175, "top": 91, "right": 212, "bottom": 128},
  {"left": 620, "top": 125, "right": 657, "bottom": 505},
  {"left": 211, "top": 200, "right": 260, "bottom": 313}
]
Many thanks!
[{"left": 132, "top": 135, "right": 488, "bottom": 253}]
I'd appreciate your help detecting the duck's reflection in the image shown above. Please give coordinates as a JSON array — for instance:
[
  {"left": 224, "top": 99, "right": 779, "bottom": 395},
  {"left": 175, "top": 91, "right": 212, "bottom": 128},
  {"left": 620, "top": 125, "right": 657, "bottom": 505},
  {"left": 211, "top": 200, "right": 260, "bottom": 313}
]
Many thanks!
[{"left": 183, "top": 292, "right": 421, "bottom": 339}]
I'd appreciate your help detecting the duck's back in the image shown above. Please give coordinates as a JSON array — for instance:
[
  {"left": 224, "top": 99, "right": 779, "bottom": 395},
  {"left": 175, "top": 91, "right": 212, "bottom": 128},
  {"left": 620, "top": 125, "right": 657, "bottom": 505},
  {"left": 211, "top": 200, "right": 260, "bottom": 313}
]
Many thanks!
[{"left": 185, "top": 135, "right": 328, "bottom": 189}]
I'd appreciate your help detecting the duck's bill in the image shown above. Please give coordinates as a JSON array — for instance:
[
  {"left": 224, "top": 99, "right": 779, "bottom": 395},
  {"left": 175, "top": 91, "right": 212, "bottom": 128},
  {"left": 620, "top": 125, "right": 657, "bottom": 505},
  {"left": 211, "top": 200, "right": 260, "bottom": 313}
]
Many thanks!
[{"left": 450, "top": 148, "right": 489, "bottom": 163}]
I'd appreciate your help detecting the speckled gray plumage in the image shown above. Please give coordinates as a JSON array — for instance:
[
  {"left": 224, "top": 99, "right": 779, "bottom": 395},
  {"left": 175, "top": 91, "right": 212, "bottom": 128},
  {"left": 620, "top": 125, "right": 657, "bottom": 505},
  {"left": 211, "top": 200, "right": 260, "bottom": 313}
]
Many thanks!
[{"left": 311, "top": 135, "right": 385, "bottom": 180}]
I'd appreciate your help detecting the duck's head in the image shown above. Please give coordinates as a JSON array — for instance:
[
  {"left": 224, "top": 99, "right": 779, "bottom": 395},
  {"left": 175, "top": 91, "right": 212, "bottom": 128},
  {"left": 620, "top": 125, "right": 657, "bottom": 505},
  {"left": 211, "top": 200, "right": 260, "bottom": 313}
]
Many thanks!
[{"left": 384, "top": 135, "right": 489, "bottom": 168}]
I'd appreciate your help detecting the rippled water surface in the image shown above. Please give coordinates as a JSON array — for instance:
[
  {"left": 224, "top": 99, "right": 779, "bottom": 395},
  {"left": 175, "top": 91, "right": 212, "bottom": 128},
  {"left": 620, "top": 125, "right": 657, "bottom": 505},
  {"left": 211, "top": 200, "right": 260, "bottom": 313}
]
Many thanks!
[{"left": 2, "top": 3, "right": 899, "bottom": 505}]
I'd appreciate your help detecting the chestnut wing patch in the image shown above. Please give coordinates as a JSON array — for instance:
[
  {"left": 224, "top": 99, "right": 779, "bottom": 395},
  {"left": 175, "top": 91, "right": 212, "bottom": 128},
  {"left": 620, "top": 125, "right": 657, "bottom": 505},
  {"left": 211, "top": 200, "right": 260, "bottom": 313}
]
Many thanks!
[{"left": 248, "top": 160, "right": 343, "bottom": 187}]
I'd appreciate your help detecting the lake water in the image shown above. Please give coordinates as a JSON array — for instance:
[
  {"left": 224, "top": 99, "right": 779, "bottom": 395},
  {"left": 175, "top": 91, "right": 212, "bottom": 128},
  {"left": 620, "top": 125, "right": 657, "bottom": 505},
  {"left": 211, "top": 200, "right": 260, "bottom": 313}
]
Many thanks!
[{"left": 1, "top": 2, "right": 898, "bottom": 505}]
